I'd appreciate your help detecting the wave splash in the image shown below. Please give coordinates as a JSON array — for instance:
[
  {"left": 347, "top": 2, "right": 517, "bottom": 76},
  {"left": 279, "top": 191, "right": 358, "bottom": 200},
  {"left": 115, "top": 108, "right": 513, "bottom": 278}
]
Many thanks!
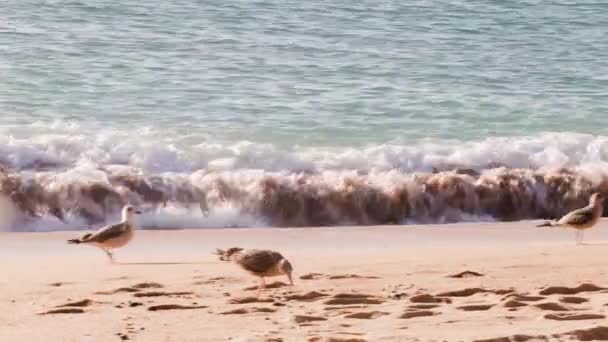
[
  {"left": 3, "top": 129, "right": 608, "bottom": 231},
  {"left": 1, "top": 165, "right": 607, "bottom": 231}
]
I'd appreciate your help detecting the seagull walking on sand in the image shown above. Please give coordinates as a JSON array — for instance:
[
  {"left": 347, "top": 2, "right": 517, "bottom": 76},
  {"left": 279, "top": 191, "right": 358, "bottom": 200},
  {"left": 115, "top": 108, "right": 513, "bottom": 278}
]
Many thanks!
[
  {"left": 537, "top": 193, "right": 604, "bottom": 245},
  {"left": 214, "top": 247, "right": 294, "bottom": 294},
  {"left": 67, "top": 205, "right": 142, "bottom": 262}
]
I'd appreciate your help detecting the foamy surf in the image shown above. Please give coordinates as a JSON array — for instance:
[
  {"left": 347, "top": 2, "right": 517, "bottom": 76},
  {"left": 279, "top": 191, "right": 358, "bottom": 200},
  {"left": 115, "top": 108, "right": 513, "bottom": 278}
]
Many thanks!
[
  {"left": 2, "top": 127, "right": 608, "bottom": 173},
  {"left": 3, "top": 128, "right": 608, "bottom": 231}
]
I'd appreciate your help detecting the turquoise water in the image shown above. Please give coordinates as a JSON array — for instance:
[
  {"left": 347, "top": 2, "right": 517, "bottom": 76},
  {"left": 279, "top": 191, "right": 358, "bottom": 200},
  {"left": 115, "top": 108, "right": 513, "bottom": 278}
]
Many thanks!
[{"left": 4, "top": 0, "right": 608, "bottom": 146}]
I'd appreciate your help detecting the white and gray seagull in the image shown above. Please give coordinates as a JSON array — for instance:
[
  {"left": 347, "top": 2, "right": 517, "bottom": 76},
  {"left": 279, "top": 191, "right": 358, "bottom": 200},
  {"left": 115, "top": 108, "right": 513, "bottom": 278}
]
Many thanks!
[
  {"left": 68, "top": 205, "right": 142, "bottom": 262},
  {"left": 214, "top": 247, "right": 294, "bottom": 294},
  {"left": 537, "top": 192, "right": 604, "bottom": 245}
]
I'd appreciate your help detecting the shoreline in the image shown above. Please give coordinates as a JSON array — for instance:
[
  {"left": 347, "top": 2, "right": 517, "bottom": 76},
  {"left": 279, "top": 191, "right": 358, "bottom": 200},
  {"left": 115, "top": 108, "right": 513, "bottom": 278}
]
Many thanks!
[{"left": 2, "top": 221, "right": 608, "bottom": 341}]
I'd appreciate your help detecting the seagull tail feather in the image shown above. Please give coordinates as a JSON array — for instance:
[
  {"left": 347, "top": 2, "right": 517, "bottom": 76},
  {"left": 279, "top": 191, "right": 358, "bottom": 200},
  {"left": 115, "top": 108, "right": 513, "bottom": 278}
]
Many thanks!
[
  {"left": 536, "top": 221, "right": 554, "bottom": 228},
  {"left": 68, "top": 233, "right": 92, "bottom": 244}
]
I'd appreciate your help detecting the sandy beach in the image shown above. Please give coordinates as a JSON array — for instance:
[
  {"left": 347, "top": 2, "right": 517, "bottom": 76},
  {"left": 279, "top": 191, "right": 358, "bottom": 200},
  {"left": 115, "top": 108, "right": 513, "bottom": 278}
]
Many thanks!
[{"left": 2, "top": 221, "right": 608, "bottom": 342}]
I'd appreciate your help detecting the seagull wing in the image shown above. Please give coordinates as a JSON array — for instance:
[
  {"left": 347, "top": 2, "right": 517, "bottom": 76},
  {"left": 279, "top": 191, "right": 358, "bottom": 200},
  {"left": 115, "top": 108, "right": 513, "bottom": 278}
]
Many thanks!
[
  {"left": 557, "top": 206, "right": 594, "bottom": 226},
  {"left": 82, "top": 222, "right": 129, "bottom": 243}
]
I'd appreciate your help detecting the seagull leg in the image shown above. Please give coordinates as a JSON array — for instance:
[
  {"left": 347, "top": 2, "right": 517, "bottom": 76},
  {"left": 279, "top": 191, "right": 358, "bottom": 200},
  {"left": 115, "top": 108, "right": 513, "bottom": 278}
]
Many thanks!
[
  {"left": 257, "top": 277, "right": 266, "bottom": 297},
  {"left": 287, "top": 273, "right": 294, "bottom": 286},
  {"left": 102, "top": 248, "right": 114, "bottom": 263},
  {"left": 575, "top": 230, "right": 583, "bottom": 245}
]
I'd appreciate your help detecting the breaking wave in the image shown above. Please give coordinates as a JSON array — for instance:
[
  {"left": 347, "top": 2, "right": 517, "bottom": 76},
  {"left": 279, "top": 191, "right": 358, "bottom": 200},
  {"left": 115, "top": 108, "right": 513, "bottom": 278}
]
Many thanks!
[{"left": 2, "top": 128, "right": 608, "bottom": 231}]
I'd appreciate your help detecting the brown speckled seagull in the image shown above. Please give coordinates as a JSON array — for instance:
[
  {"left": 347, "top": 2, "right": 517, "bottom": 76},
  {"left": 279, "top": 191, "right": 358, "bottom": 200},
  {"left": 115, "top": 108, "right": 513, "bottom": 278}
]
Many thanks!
[
  {"left": 68, "top": 205, "right": 141, "bottom": 262},
  {"left": 214, "top": 247, "right": 294, "bottom": 293},
  {"left": 537, "top": 192, "right": 604, "bottom": 245}
]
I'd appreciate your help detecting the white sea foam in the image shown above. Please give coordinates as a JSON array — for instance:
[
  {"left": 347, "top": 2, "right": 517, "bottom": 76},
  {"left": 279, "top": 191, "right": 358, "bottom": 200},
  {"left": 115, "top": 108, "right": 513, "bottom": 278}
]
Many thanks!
[{"left": 2, "top": 128, "right": 608, "bottom": 173}]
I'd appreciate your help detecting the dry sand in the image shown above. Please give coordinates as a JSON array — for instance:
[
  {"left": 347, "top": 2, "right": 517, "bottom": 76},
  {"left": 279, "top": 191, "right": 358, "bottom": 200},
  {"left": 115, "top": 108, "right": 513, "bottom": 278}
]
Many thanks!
[{"left": 2, "top": 221, "right": 608, "bottom": 341}]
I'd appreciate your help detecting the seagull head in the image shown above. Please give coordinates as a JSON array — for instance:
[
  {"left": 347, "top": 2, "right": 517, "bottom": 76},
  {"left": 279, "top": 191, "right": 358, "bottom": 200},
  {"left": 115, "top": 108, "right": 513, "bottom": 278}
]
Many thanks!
[
  {"left": 122, "top": 205, "right": 142, "bottom": 222},
  {"left": 590, "top": 192, "right": 604, "bottom": 206}
]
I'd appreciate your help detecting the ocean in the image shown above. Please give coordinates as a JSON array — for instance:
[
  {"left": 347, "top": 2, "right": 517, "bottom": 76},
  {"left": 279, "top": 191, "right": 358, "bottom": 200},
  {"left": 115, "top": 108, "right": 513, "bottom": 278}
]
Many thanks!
[{"left": 2, "top": 0, "right": 608, "bottom": 231}]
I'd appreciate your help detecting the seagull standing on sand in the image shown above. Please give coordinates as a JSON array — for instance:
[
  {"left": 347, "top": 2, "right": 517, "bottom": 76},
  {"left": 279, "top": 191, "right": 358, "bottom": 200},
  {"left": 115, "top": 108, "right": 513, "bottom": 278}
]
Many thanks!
[
  {"left": 68, "top": 205, "right": 142, "bottom": 262},
  {"left": 214, "top": 247, "right": 294, "bottom": 294},
  {"left": 537, "top": 193, "right": 604, "bottom": 245}
]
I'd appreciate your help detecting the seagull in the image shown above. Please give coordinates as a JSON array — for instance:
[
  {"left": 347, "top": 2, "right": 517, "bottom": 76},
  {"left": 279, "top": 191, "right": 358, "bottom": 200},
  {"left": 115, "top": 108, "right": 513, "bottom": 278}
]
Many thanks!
[
  {"left": 68, "top": 205, "right": 142, "bottom": 262},
  {"left": 537, "top": 192, "right": 604, "bottom": 245},
  {"left": 214, "top": 247, "right": 294, "bottom": 294}
]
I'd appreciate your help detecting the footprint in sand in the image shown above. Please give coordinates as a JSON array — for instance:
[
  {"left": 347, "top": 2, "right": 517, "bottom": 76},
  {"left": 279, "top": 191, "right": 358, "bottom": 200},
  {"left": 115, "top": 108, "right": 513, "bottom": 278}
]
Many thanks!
[
  {"left": 243, "top": 281, "right": 289, "bottom": 291},
  {"left": 299, "top": 273, "right": 378, "bottom": 280},
  {"left": 326, "top": 309, "right": 358, "bottom": 318},
  {"left": 116, "top": 333, "right": 130, "bottom": 341},
  {"left": 96, "top": 287, "right": 141, "bottom": 295},
  {"left": 284, "top": 291, "right": 329, "bottom": 302},
  {"left": 133, "top": 291, "right": 194, "bottom": 298},
  {"left": 40, "top": 298, "right": 98, "bottom": 314},
  {"left": 328, "top": 274, "right": 379, "bottom": 280},
  {"left": 220, "top": 307, "right": 277, "bottom": 315},
  {"left": 437, "top": 288, "right": 513, "bottom": 297},
  {"left": 57, "top": 299, "right": 96, "bottom": 308},
  {"left": 559, "top": 296, "right": 589, "bottom": 304},
  {"left": 473, "top": 334, "right": 542, "bottom": 342},
  {"left": 503, "top": 300, "right": 527, "bottom": 308},
  {"left": 95, "top": 282, "right": 164, "bottom": 295},
  {"left": 448, "top": 271, "right": 484, "bottom": 278},
  {"left": 132, "top": 282, "right": 164, "bottom": 289},
  {"left": 119, "top": 317, "right": 144, "bottom": 340},
  {"left": 195, "top": 276, "right": 244, "bottom": 286},
  {"left": 294, "top": 315, "right": 327, "bottom": 324},
  {"left": 116, "top": 320, "right": 142, "bottom": 341},
  {"left": 343, "top": 311, "right": 388, "bottom": 319},
  {"left": 457, "top": 304, "right": 494, "bottom": 311},
  {"left": 299, "top": 273, "right": 326, "bottom": 280},
  {"left": 40, "top": 308, "right": 85, "bottom": 315},
  {"left": 386, "top": 284, "right": 415, "bottom": 300},
  {"left": 539, "top": 283, "right": 605, "bottom": 295},
  {"left": 308, "top": 336, "right": 367, "bottom": 342},
  {"left": 408, "top": 304, "right": 440, "bottom": 310},
  {"left": 147, "top": 304, "right": 207, "bottom": 311},
  {"left": 409, "top": 294, "right": 451, "bottom": 304},
  {"left": 323, "top": 294, "right": 384, "bottom": 306},
  {"left": 534, "top": 302, "right": 570, "bottom": 312},
  {"left": 544, "top": 313, "right": 605, "bottom": 321},
  {"left": 49, "top": 282, "right": 74, "bottom": 287},
  {"left": 228, "top": 296, "right": 274, "bottom": 304},
  {"left": 399, "top": 310, "right": 438, "bottom": 319},
  {"left": 502, "top": 293, "right": 545, "bottom": 302},
  {"left": 388, "top": 292, "right": 408, "bottom": 300},
  {"left": 118, "top": 329, "right": 134, "bottom": 340},
  {"left": 324, "top": 305, "right": 369, "bottom": 311},
  {"left": 557, "top": 326, "right": 608, "bottom": 340}
]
